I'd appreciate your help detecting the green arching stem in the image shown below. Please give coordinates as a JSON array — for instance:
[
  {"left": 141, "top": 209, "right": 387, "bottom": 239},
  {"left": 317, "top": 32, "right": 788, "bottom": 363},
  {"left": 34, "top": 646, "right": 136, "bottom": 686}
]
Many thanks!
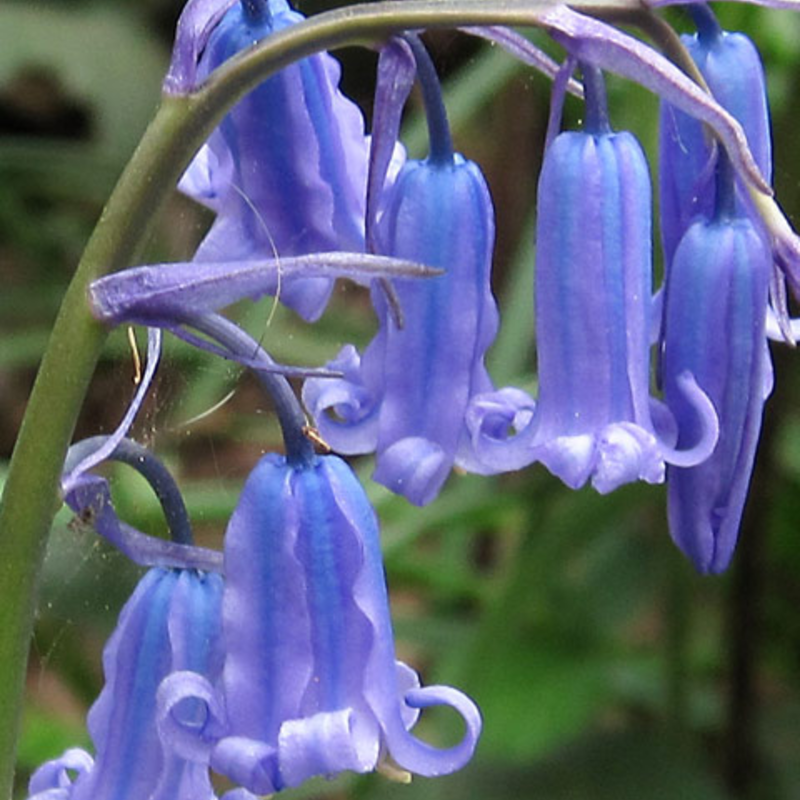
[
  {"left": 0, "top": 0, "right": 782, "bottom": 793},
  {"left": 0, "top": 96, "right": 198, "bottom": 797}
]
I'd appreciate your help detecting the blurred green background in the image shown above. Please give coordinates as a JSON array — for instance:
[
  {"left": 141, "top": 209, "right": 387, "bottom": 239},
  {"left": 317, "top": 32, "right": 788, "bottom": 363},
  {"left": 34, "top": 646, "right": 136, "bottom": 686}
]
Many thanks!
[{"left": 2, "top": 1, "right": 800, "bottom": 798}]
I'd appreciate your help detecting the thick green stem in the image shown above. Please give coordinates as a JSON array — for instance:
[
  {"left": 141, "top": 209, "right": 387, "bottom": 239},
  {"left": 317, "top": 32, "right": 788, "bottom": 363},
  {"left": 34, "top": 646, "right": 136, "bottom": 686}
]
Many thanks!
[{"left": 0, "top": 94, "right": 203, "bottom": 795}]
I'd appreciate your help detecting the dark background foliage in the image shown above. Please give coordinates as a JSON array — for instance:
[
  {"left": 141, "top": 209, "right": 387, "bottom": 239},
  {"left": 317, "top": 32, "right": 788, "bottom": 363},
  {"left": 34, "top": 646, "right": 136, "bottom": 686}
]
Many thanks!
[{"left": 2, "top": 1, "right": 800, "bottom": 798}]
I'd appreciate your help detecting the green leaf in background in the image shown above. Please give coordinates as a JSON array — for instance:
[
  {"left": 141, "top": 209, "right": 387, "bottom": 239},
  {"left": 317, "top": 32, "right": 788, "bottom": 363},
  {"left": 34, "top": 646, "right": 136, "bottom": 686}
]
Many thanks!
[
  {"left": 357, "top": 729, "right": 728, "bottom": 800},
  {"left": 16, "top": 706, "right": 90, "bottom": 775},
  {"left": 466, "top": 631, "right": 615, "bottom": 761},
  {"left": 0, "top": 3, "right": 168, "bottom": 160}
]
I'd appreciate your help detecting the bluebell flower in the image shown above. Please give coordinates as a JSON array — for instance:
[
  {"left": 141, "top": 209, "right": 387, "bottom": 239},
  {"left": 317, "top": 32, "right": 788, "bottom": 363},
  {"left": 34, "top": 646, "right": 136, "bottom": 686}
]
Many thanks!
[
  {"left": 303, "top": 38, "right": 499, "bottom": 506},
  {"left": 303, "top": 156, "right": 498, "bottom": 505},
  {"left": 27, "top": 568, "right": 225, "bottom": 800},
  {"left": 662, "top": 157, "right": 773, "bottom": 574},
  {"left": 158, "top": 453, "right": 481, "bottom": 794},
  {"left": 178, "top": 0, "right": 369, "bottom": 321},
  {"left": 659, "top": 6, "right": 772, "bottom": 267},
  {"left": 467, "top": 67, "right": 717, "bottom": 492}
]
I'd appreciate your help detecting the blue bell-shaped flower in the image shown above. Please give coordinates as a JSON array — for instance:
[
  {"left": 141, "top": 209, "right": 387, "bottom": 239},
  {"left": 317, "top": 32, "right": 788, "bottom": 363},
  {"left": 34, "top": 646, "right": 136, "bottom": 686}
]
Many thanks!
[
  {"left": 303, "top": 155, "right": 498, "bottom": 506},
  {"left": 467, "top": 65, "right": 717, "bottom": 492},
  {"left": 158, "top": 453, "right": 481, "bottom": 795},
  {"left": 27, "top": 568, "right": 224, "bottom": 800},
  {"left": 662, "top": 154, "right": 773, "bottom": 574},
  {"left": 178, "top": 0, "right": 369, "bottom": 321},
  {"left": 303, "top": 37, "right": 499, "bottom": 506}
]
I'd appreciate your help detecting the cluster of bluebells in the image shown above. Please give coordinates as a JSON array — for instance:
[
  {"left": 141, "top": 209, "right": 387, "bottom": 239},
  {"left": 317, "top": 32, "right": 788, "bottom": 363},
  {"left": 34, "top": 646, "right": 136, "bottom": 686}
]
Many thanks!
[{"left": 26, "top": 0, "right": 800, "bottom": 795}]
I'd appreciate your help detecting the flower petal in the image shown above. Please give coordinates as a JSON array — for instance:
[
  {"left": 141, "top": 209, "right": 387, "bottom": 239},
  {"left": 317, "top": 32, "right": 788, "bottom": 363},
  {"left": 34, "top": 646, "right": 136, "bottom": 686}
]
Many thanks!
[
  {"left": 181, "top": 0, "right": 369, "bottom": 321},
  {"left": 382, "top": 685, "right": 482, "bottom": 778},
  {"left": 28, "top": 750, "right": 94, "bottom": 795},
  {"left": 278, "top": 709, "right": 380, "bottom": 787}
]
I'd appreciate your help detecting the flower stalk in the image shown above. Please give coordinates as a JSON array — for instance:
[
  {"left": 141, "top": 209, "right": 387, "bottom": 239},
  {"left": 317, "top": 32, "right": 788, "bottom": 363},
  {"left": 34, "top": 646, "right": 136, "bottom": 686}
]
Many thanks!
[{"left": 1, "top": 0, "right": 797, "bottom": 793}]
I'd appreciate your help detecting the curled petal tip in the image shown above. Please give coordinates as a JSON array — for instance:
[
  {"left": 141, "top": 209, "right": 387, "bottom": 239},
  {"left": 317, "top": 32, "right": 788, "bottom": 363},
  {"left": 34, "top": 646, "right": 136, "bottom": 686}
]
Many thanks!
[
  {"left": 658, "top": 371, "right": 720, "bottom": 468},
  {"left": 28, "top": 750, "right": 94, "bottom": 796},
  {"left": 212, "top": 738, "right": 279, "bottom": 796},
  {"left": 302, "top": 346, "right": 380, "bottom": 455},
  {"left": 157, "top": 671, "right": 225, "bottom": 764},
  {"left": 385, "top": 685, "right": 482, "bottom": 778},
  {"left": 464, "top": 388, "right": 537, "bottom": 474}
]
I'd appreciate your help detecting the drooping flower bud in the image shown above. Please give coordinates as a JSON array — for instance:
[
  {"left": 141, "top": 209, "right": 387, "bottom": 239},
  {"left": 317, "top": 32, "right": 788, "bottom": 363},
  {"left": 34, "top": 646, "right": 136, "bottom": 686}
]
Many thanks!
[
  {"left": 662, "top": 157, "right": 773, "bottom": 574},
  {"left": 27, "top": 568, "right": 224, "bottom": 800},
  {"left": 178, "top": 0, "right": 369, "bottom": 321},
  {"left": 659, "top": 7, "right": 772, "bottom": 266},
  {"left": 159, "top": 453, "right": 481, "bottom": 794}
]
